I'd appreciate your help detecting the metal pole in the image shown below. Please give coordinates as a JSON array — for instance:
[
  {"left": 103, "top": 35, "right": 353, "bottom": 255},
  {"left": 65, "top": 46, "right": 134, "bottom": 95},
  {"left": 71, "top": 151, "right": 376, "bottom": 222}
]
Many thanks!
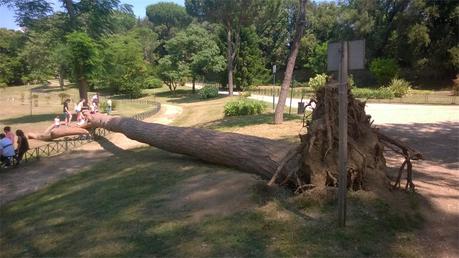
[
  {"left": 338, "top": 41, "right": 349, "bottom": 227},
  {"left": 29, "top": 89, "right": 32, "bottom": 116},
  {"left": 272, "top": 72, "right": 275, "bottom": 110}
]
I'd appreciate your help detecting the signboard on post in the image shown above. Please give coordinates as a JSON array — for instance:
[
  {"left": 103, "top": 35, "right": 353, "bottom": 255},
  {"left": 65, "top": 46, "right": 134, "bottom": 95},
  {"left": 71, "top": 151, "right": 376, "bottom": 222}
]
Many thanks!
[
  {"left": 327, "top": 39, "right": 365, "bottom": 227},
  {"left": 327, "top": 40, "right": 365, "bottom": 71}
]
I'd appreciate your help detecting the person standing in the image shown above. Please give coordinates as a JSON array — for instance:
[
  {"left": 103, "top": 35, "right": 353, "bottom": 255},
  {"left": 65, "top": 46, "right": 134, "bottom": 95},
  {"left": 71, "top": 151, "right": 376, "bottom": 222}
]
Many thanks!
[
  {"left": 63, "top": 99, "right": 72, "bottom": 126},
  {"left": 92, "top": 93, "right": 100, "bottom": 109},
  {"left": 107, "top": 98, "right": 112, "bottom": 115},
  {"left": 75, "top": 99, "right": 86, "bottom": 122},
  {"left": 15, "top": 129, "right": 29, "bottom": 165}
]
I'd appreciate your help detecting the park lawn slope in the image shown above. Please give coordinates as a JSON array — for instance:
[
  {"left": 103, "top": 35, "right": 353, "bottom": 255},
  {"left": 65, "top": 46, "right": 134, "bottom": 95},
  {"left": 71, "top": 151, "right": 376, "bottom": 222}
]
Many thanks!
[{"left": 0, "top": 146, "right": 423, "bottom": 257}]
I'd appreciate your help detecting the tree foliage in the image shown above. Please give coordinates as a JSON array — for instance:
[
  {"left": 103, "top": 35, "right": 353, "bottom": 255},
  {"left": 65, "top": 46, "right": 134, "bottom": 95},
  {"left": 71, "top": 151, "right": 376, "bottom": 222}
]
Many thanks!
[
  {"left": 97, "top": 33, "right": 148, "bottom": 97},
  {"left": 164, "top": 24, "right": 225, "bottom": 91}
]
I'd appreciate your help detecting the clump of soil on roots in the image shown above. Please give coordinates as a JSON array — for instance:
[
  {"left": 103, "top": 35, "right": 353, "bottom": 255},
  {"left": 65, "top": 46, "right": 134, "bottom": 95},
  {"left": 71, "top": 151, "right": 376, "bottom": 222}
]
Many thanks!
[{"left": 272, "top": 85, "right": 421, "bottom": 195}]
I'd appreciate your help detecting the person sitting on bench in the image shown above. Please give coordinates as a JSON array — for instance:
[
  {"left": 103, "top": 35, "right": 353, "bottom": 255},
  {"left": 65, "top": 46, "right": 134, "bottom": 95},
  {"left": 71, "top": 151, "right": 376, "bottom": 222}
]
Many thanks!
[{"left": 0, "top": 133, "right": 15, "bottom": 167}]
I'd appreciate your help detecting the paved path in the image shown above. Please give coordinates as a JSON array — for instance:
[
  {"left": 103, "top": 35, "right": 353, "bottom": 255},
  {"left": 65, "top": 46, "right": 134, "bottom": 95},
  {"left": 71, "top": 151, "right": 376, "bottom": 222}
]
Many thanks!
[
  {"left": 0, "top": 104, "right": 183, "bottom": 206},
  {"left": 249, "top": 94, "right": 459, "bottom": 124}
]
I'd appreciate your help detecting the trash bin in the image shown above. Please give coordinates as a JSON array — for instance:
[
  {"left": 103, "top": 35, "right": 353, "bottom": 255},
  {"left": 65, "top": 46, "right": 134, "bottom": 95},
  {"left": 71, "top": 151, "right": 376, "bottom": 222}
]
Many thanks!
[{"left": 297, "top": 102, "right": 305, "bottom": 114}]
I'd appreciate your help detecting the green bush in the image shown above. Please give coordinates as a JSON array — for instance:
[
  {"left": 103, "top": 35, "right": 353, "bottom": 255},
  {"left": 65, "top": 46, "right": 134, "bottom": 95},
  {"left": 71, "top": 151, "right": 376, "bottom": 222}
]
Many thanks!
[
  {"left": 348, "top": 74, "right": 356, "bottom": 89},
  {"left": 144, "top": 76, "right": 162, "bottom": 89},
  {"left": 224, "top": 99, "right": 266, "bottom": 116},
  {"left": 198, "top": 85, "right": 219, "bottom": 99},
  {"left": 388, "top": 78, "right": 411, "bottom": 97},
  {"left": 352, "top": 87, "right": 395, "bottom": 99},
  {"left": 308, "top": 73, "right": 328, "bottom": 91},
  {"left": 369, "top": 58, "right": 399, "bottom": 85}
]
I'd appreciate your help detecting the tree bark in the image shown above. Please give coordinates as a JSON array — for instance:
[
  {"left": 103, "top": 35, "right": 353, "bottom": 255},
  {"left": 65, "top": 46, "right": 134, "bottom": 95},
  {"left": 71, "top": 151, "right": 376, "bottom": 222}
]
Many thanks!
[
  {"left": 78, "top": 76, "right": 89, "bottom": 101},
  {"left": 226, "top": 23, "right": 234, "bottom": 96},
  {"left": 86, "top": 113, "right": 295, "bottom": 179},
  {"left": 28, "top": 126, "right": 90, "bottom": 141},
  {"left": 62, "top": 0, "right": 76, "bottom": 29},
  {"left": 274, "top": 0, "right": 307, "bottom": 124},
  {"left": 192, "top": 77, "right": 196, "bottom": 93},
  {"left": 58, "top": 71, "right": 64, "bottom": 90}
]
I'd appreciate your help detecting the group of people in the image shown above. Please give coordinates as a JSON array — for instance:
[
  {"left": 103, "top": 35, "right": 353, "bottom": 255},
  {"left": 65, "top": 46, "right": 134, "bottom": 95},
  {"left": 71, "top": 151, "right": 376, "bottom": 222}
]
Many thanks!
[
  {"left": 60, "top": 93, "right": 111, "bottom": 128},
  {"left": 0, "top": 126, "right": 29, "bottom": 168}
]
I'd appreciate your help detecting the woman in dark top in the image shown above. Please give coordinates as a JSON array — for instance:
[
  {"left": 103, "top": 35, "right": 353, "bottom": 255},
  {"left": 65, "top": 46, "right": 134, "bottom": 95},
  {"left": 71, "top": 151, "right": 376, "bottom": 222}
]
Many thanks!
[
  {"left": 63, "top": 99, "right": 72, "bottom": 126},
  {"left": 15, "top": 129, "right": 29, "bottom": 165}
]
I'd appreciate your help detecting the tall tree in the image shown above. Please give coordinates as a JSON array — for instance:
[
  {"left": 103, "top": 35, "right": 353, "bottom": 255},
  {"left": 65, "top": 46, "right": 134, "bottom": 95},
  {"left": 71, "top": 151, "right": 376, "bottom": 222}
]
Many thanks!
[
  {"left": 146, "top": 2, "right": 191, "bottom": 37},
  {"left": 165, "top": 24, "right": 225, "bottom": 92},
  {"left": 97, "top": 33, "right": 148, "bottom": 97},
  {"left": 274, "top": 0, "right": 307, "bottom": 124},
  {"left": 66, "top": 32, "right": 99, "bottom": 100},
  {"left": 185, "top": 0, "right": 262, "bottom": 96},
  {"left": 234, "top": 26, "right": 269, "bottom": 90}
]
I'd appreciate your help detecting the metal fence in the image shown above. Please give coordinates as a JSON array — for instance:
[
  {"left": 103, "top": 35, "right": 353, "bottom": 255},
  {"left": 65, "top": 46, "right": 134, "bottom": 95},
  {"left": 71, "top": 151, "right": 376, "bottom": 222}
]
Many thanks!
[
  {"left": 21, "top": 101, "right": 161, "bottom": 163},
  {"left": 249, "top": 88, "right": 459, "bottom": 105}
]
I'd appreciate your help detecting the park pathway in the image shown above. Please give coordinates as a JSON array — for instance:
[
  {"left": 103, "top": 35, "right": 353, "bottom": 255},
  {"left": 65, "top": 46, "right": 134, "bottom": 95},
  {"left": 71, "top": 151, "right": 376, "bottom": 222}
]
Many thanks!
[{"left": 0, "top": 104, "right": 183, "bottom": 206}]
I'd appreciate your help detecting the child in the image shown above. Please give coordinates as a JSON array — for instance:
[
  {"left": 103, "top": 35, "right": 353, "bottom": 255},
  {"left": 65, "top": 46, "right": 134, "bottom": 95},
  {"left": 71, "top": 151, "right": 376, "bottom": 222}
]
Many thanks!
[
  {"left": 54, "top": 115, "right": 60, "bottom": 129},
  {"left": 77, "top": 114, "right": 86, "bottom": 127}
]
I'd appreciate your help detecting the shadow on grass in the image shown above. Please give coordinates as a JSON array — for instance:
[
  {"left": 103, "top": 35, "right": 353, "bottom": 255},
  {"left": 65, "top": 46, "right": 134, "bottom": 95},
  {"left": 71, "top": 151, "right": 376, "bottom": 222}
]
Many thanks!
[
  {"left": 198, "top": 113, "right": 302, "bottom": 130},
  {"left": 0, "top": 145, "right": 439, "bottom": 257},
  {"left": 155, "top": 89, "right": 226, "bottom": 104},
  {"left": 0, "top": 113, "right": 56, "bottom": 124}
]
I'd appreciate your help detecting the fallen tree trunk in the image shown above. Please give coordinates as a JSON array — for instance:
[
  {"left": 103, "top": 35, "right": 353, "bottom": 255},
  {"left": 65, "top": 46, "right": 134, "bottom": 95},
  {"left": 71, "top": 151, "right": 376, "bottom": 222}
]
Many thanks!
[
  {"left": 83, "top": 85, "right": 421, "bottom": 192},
  {"left": 86, "top": 112, "right": 296, "bottom": 180},
  {"left": 28, "top": 125, "right": 90, "bottom": 141}
]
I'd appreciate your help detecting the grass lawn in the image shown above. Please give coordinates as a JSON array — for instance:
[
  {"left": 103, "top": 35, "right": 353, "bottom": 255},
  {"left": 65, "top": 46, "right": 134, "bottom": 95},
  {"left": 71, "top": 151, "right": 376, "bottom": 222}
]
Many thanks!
[{"left": 0, "top": 88, "right": 425, "bottom": 257}]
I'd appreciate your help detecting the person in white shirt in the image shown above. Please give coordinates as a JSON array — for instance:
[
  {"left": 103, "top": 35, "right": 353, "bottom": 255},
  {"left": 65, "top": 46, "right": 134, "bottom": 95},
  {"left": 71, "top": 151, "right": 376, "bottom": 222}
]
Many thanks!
[
  {"left": 54, "top": 115, "right": 60, "bottom": 128},
  {"left": 107, "top": 98, "right": 112, "bottom": 115}
]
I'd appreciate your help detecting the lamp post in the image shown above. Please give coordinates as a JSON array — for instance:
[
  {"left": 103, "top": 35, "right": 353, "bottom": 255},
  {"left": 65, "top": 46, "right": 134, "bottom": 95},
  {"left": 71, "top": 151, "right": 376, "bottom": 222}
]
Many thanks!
[{"left": 272, "top": 64, "right": 276, "bottom": 110}]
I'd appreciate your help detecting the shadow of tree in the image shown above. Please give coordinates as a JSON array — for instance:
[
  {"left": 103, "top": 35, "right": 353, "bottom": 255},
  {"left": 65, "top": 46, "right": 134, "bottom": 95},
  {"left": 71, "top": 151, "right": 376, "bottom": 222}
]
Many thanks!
[
  {"left": 0, "top": 113, "right": 56, "bottom": 124},
  {"left": 379, "top": 121, "right": 459, "bottom": 168},
  {"left": 0, "top": 146, "right": 440, "bottom": 257}
]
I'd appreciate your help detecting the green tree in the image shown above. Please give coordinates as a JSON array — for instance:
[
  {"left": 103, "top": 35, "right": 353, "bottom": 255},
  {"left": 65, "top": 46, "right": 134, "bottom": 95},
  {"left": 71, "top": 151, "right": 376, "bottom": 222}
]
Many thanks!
[
  {"left": 234, "top": 26, "right": 268, "bottom": 90},
  {"left": 0, "top": 28, "right": 27, "bottom": 85},
  {"left": 65, "top": 32, "right": 99, "bottom": 99},
  {"left": 19, "top": 31, "right": 54, "bottom": 83},
  {"left": 128, "top": 27, "right": 160, "bottom": 65},
  {"left": 165, "top": 24, "right": 225, "bottom": 92},
  {"left": 146, "top": 2, "right": 191, "bottom": 41},
  {"left": 157, "top": 56, "right": 190, "bottom": 93},
  {"left": 97, "top": 33, "right": 148, "bottom": 97},
  {"left": 185, "top": 0, "right": 263, "bottom": 96}
]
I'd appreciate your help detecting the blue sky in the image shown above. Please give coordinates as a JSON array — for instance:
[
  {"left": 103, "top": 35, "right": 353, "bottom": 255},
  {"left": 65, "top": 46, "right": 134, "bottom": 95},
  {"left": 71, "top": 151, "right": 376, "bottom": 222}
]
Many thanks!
[{"left": 0, "top": 0, "right": 185, "bottom": 30}]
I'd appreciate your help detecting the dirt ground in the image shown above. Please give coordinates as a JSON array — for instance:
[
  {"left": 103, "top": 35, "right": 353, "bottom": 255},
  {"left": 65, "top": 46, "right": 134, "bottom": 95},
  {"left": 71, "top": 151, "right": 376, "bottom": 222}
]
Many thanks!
[
  {"left": 380, "top": 122, "right": 459, "bottom": 258},
  {"left": 0, "top": 102, "right": 458, "bottom": 257}
]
